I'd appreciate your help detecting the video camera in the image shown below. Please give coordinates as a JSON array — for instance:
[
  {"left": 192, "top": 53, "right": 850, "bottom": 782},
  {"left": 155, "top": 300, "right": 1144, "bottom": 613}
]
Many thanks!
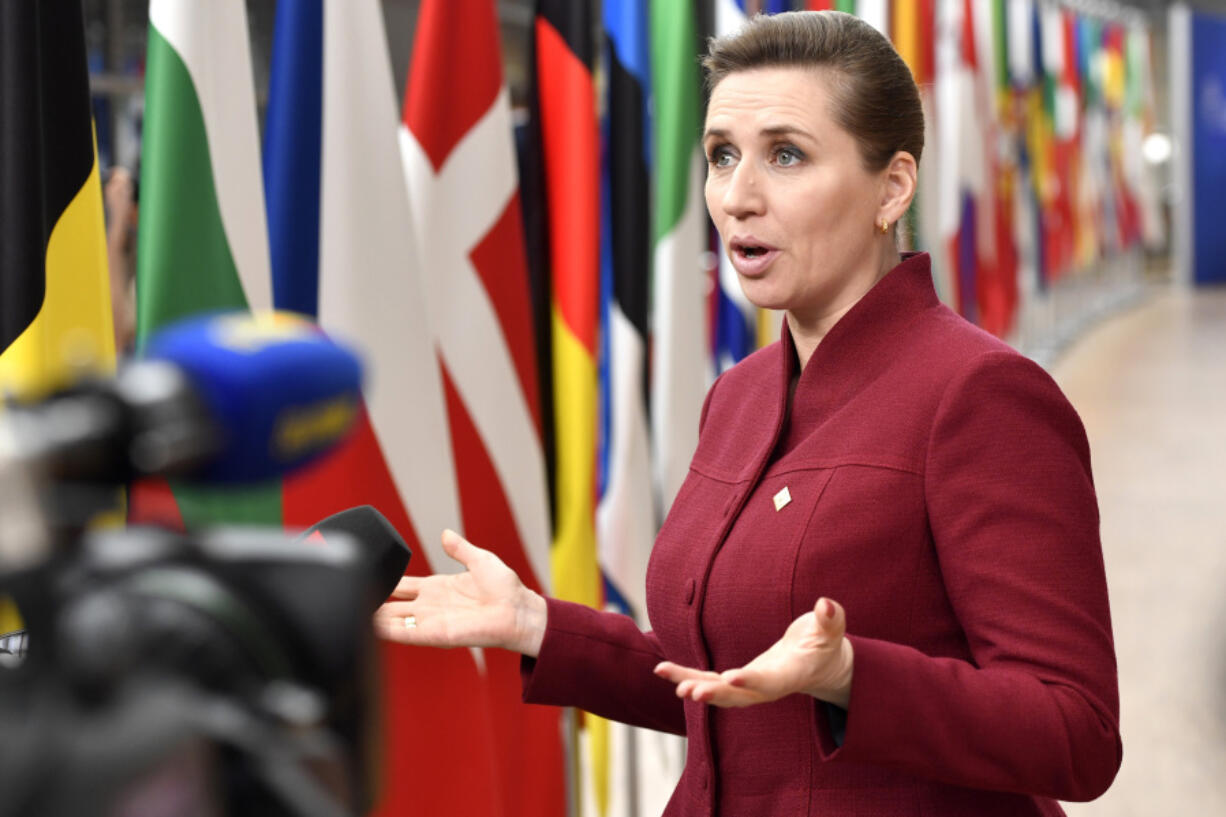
[{"left": 0, "top": 312, "right": 410, "bottom": 817}]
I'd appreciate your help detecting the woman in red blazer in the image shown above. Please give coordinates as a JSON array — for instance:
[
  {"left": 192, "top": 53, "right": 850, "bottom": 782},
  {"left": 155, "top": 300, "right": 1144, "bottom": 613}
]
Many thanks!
[{"left": 377, "top": 11, "right": 1121, "bottom": 816}]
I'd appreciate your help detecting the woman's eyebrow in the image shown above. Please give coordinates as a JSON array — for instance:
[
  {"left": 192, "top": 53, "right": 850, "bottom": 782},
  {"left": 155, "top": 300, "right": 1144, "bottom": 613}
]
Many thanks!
[
  {"left": 759, "top": 125, "right": 814, "bottom": 140},
  {"left": 702, "top": 125, "right": 815, "bottom": 142}
]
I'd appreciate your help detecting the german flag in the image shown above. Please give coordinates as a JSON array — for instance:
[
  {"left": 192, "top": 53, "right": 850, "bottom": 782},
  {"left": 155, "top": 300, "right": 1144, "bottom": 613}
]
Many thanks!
[
  {"left": 533, "top": 0, "right": 605, "bottom": 811},
  {"left": 1, "top": 0, "right": 115, "bottom": 634}
]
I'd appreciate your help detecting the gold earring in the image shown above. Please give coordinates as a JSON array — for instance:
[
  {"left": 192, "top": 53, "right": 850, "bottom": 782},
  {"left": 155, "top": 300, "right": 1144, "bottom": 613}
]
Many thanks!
[{"left": 878, "top": 219, "right": 889, "bottom": 234}]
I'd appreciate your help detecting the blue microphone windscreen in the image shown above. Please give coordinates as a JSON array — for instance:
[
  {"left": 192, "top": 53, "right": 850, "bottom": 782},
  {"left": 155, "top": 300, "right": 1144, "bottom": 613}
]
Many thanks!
[{"left": 143, "top": 311, "right": 363, "bottom": 482}]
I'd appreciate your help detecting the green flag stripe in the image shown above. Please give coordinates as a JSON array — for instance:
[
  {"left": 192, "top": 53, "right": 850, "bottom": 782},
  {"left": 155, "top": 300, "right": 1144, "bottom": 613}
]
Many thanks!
[
  {"left": 137, "top": 21, "right": 280, "bottom": 528},
  {"left": 649, "top": 0, "right": 701, "bottom": 243},
  {"left": 136, "top": 23, "right": 249, "bottom": 342}
]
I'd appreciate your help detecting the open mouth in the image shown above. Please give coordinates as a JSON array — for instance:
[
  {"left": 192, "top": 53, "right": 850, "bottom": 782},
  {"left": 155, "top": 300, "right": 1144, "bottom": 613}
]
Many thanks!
[{"left": 732, "top": 240, "right": 775, "bottom": 257}]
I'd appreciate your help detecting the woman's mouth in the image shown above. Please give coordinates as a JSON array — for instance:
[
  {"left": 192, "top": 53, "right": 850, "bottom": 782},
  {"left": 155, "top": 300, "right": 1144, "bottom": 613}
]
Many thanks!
[{"left": 730, "top": 239, "right": 779, "bottom": 277}]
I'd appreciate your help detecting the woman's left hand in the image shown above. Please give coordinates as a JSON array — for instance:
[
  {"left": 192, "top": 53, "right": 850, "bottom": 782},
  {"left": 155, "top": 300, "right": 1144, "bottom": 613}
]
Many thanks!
[{"left": 654, "top": 597, "right": 854, "bottom": 708}]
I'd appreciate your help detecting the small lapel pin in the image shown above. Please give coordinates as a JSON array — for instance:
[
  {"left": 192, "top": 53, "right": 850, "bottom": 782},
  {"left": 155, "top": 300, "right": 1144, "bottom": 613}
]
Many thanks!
[{"left": 773, "top": 486, "right": 792, "bottom": 511}]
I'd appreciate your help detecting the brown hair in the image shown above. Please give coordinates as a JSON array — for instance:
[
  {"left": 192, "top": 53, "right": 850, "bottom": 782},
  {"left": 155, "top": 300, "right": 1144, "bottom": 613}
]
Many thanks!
[{"left": 703, "top": 11, "right": 924, "bottom": 172}]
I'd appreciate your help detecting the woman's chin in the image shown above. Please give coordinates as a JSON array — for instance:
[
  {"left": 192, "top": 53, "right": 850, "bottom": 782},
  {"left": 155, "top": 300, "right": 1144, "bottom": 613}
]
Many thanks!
[{"left": 738, "top": 279, "right": 791, "bottom": 312}]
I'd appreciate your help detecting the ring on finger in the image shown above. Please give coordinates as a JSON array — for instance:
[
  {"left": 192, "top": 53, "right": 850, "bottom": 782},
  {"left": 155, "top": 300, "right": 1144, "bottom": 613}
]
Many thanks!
[{"left": 404, "top": 614, "right": 418, "bottom": 630}]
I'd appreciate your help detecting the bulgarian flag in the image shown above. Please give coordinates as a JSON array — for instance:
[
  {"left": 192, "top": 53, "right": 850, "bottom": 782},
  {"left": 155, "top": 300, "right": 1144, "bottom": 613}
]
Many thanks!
[{"left": 132, "top": 0, "right": 275, "bottom": 528}]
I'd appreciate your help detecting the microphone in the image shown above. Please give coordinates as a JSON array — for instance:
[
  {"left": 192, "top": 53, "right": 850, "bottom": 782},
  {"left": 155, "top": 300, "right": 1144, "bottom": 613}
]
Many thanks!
[
  {"left": 0, "top": 311, "right": 363, "bottom": 486},
  {"left": 294, "top": 506, "right": 411, "bottom": 608},
  {"left": 141, "top": 311, "right": 363, "bottom": 483}
]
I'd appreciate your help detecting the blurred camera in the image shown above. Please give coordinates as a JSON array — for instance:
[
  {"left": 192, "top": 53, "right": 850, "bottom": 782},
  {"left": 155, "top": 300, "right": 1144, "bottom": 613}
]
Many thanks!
[{"left": 0, "top": 312, "right": 403, "bottom": 817}]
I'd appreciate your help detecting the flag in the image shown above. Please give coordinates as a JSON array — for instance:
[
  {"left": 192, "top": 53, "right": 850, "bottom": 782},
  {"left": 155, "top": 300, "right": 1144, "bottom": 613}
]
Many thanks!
[
  {"left": 896, "top": 0, "right": 951, "bottom": 299},
  {"left": 891, "top": 0, "right": 935, "bottom": 260},
  {"left": 260, "top": 1, "right": 507, "bottom": 815},
  {"left": 969, "top": 0, "right": 1016, "bottom": 338},
  {"left": 534, "top": 0, "right": 601, "bottom": 632},
  {"left": 1, "top": 0, "right": 115, "bottom": 400},
  {"left": 1126, "top": 24, "right": 1164, "bottom": 251},
  {"left": 601, "top": 1, "right": 657, "bottom": 622},
  {"left": 934, "top": 0, "right": 968, "bottom": 309},
  {"left": 0, "top": 0, "right": 116, "bottom": 636},
  {"left": 650, "top": 0, "right": 711, "bottom": 518},
  {"left": 400, "top": 1, "right": 565, "bottom": 815},
  {"left": 987, "top": 0, "right": 1020, "bottom": 337},
  {"left": 1006, "top": 0, "right": 1043, "bottom": 305},
  {"left": 130, "top": 0, "right": 275, "bottom": 528},
  {"left": 599, "top": 3, "right": 686, "bottom": 812},
  {"left": 712, "top": 0, "right": 783, "bottom": 354},
  {"left": 262, "top": 0, "right": 322, "bottom": 319},
  {"left": 529, "top": 1, "right": 607, "bottom": 813},
  {"left": 893, "top": 0, "right": 922, "bottom": 81},
  {"left": 857, "top": 0, "right": 890, "bottom": 36},
  {"left": 710, "top": 1, "right": 757, "bottom": 372}
]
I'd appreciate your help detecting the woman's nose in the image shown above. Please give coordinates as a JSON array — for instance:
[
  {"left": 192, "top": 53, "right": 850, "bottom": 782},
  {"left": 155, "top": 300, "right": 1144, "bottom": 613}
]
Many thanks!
[{"left": 721, "top": 160, "right": 765, "bottom": 219}]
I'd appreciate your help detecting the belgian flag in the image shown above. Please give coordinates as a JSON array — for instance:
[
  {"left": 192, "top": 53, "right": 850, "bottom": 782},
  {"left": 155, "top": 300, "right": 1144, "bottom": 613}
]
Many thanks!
[
  {"left": 0, "top": 0, "right": 116, "bottom": 632},
  {"left": 0, "top": 0, "right": 115, "bottom": 398}
]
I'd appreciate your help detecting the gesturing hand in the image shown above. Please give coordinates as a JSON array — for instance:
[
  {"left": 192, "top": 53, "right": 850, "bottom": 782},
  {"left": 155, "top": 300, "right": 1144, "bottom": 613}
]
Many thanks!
[
  {"left": 654, "top": 597, "right": 854, "bottom": 708},
  {"left": 373, "top": 529, "right": 548, "bottom": 657}
]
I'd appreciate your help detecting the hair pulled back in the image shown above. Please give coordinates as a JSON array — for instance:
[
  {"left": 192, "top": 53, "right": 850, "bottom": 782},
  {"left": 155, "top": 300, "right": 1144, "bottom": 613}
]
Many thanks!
[{"left": 703, "top": 11, "right": 924, "bottom": 172}]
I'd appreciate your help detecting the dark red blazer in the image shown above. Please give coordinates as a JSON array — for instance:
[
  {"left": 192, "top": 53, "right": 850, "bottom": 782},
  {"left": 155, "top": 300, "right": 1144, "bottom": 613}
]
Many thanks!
[{"left": 523, "top": 253, "right": 1121, "bottom": 816}]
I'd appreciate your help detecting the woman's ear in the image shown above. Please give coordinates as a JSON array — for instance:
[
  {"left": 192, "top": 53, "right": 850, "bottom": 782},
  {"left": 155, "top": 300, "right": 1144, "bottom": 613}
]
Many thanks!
[{"left": 878, "top": 150, "right": 918, "bottom": 226}]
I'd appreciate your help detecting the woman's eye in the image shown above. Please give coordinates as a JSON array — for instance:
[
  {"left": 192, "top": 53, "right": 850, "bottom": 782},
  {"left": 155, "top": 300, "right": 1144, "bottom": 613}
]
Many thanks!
[
  {"left": 707, "top": 147, "right": 734, "bottom": 167},
  {"left": 775, "top": 147, "right": 802, "bottom": 167}
]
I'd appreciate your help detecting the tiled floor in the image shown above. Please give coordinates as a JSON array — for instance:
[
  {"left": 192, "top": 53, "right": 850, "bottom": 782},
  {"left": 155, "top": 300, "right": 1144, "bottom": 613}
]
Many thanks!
[{"left": 1051, "top": 284, "right": 1226, "bottom": 815}]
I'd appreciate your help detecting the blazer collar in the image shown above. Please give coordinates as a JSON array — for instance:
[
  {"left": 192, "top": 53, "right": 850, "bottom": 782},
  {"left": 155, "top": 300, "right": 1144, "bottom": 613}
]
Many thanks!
[{"left": 776, "top": 252, "right": 940, "bottom": 453}]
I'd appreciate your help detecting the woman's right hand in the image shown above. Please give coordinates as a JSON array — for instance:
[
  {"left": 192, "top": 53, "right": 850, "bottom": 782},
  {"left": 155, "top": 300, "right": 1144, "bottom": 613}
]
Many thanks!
[{"left": 373, "top": 529, "right": 548, "bottom": 657}]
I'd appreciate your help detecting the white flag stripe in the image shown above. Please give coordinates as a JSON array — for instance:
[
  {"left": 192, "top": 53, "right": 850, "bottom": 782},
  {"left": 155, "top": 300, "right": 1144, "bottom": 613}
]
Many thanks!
[
  {"left": 652, "top": 147, "right": 712, "bottom": 516},
  {"left": 934, "top": 0, "right": 964, "bottom": 241},
  {"left": 636, "top": 727, "right": 686, "bottom": 815},
  {"left": 596, "top": 306, "right": 656, "bottom": 622},
  {"left": 972, "top": 1, "right": 999, "bottom": 266},
  {"left": 317, "top": 0, "right": 462, "bottom": 577},
  {"left": 406, "top": 90, "right": 519, "bottom": 250},
  {"left": 149, "top": 0, "right": 271, "bottom": 312},
  {"left": 401, "top": 94, "right": 553, "bottom": 591},
  {"left": 715, "top": 0, "right": 746, "bottom": 37},
  {"left": 858, "top": 0, "right": 890, "bottom": 37},
  {"left": 918, "top": 88, "right": 950, "bottom": 303},
  {"left": 1041, "top": 3, "right": 1065, "bottom": 79},
  {"left": 1008, "top": 0, "right": 1035, "bottom": 86}
]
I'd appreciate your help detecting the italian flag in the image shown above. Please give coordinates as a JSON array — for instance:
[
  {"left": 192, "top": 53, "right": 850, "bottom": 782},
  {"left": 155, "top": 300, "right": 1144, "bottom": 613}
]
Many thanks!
[{"left": 649, "top": 0, "right": 710, "bottom": 518}]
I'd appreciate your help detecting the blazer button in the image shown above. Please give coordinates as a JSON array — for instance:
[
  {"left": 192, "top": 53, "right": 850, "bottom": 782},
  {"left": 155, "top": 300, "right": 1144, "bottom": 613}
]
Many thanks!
[{"left": 684, "top": 578, "right": 696, "bottom": 605}]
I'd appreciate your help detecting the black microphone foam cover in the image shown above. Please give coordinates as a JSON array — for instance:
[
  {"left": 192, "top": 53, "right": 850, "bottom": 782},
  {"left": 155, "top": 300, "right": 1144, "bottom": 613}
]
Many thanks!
[{"left": 298, "top": 506, "right": 411, "bottom": 608}]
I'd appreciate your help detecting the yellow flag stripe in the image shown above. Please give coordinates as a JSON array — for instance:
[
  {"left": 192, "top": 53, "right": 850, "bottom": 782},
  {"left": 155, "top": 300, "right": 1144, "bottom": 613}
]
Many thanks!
[
  {"left": 550, "top": 307, "right": 606, "bottom": 813},
  {"left": 893, "top": 0, "right": 921, "bottom": 82},
  {"left": 0, "top": 153, "right": 115, "bottom": 398},
  {"left": 550, "top": 306, "right": 600, "bottom": 607}
]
